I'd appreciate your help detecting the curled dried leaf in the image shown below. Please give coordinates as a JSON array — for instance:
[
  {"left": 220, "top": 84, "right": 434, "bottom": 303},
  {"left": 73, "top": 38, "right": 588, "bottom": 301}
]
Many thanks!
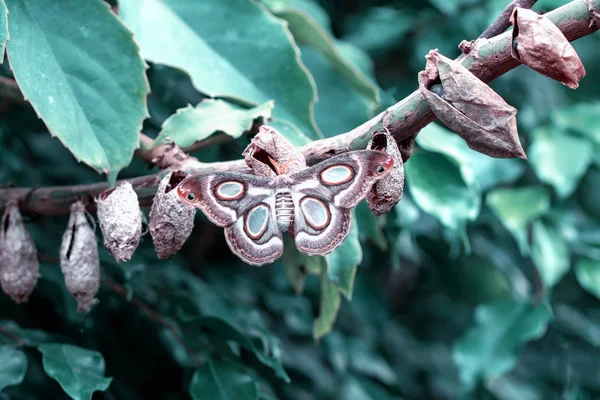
[
  {"left": 242, "top": 125, "right": 306, "bottom": 177},
  {"left": 150, "top": 171, "right": 196, "bottom": 259},
  {"left": 0, "top": 200, "right": 39, "bottom": 303},
  {"left": 510, "top": 8, "right": 585, "bottom": 89},
  {"left": 96, "top": 181, "right": 142, "bottom": 263},
  {"left": 60, "top": 201, "right": 100, "bottom": 314},
  {"left": 418, "top": 49, "right": 525, "bottom": 159},
  {"left": 367, "top": 131, "right": 405, "bottom": 216}
]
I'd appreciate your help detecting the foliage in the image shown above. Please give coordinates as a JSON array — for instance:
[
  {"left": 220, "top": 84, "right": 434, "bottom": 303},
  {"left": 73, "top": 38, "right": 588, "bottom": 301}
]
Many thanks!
[{"left": 0, "top": 0, "right": 599, "bottom": 399}]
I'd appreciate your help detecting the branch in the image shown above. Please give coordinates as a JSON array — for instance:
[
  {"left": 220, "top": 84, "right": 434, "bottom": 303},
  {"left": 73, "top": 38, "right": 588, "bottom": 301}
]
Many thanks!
[{"left": 0, "top": 0, "right": 598, "bottom": 216}]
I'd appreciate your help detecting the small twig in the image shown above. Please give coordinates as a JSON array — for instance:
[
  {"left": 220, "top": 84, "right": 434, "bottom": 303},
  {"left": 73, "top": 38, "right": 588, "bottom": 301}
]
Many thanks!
[
  {"left": 101, "top": 277, "right": 203, "bottom": 366},
  {"left": 479, "top": 0, "right": 538, "bottom": 39},
  {"left": 0, "top": 325, "right": 26, "bottom": 347}
]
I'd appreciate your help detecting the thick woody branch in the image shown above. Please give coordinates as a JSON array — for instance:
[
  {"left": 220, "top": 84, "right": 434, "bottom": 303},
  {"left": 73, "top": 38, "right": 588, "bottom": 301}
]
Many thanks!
[{"left": 0, "top": 0, "right": 598, "bottom": 216}]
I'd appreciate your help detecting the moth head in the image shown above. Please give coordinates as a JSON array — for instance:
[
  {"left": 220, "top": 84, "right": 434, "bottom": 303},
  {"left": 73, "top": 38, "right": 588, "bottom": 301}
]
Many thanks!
[
  {"left": 176, "top": 178, "right": 201, "bottom": 204},
  {"left": 371, "top": 152, "right": 394, "bottom": 177}
]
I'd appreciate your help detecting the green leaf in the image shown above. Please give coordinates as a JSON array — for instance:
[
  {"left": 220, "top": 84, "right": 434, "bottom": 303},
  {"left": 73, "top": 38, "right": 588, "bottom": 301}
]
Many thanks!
[
  {"left": 313, "top": 265, "right": 342, "bottom": 340},
  {"left": 486, "top": 186, "right": 550, "bottom": 254},
  {"left": 453, "top": 301, "right": 553, "bottom": 390},
  {"left": 189, "top": 359, "right": 258, "bottom": 400},
  {"left": 340, "top": 376, "right": 402, "bottom": 400},
  {"left": 326, "top": 213, "right": 362, "bottom": 299},
  {"left": 0, "top": 345, "right": 27, "bottom": 391},
  {"left": 39, "top": 344, "right": 112, "bottom": 400},
  {"left": 119, "top": 0, "right": 320, "bottom": 140},
  {"left": 0, "top": 0, "right": 7, "bottom": 58},
  {"left": 155, "top": 99, "right": 274, "bottom": 147},
  {"left": 282, "top": 236, "right": 324, "bottom": 294},
  {"left": 180, "top": 316, "right": 290, "bottom": 383},
  {"left": 528, "top": 128, "right": 593, "bottom": 198},
  {"left": 405, "top": 151, "right": 480, "bottom": 231},
  {"left": 531, "top": 220, "right": 570, "bottom": 290},
  {"left": 356, "top": 202, "right": 387, "bottom": 251},
  {"left": 417, "top": 123, "right": 526, "bottom": 191},
  {"left": 269, "top": 0, "right": 379, "bottom": 104},
  {"left": 575, "top": 258, "right": 600, "bottom": 300},
  {"left": 552, "top": 101, "right": 600, "bottom": 145},
  {"left": 5, "top": 0, "right": 149, "bottom": 184}
]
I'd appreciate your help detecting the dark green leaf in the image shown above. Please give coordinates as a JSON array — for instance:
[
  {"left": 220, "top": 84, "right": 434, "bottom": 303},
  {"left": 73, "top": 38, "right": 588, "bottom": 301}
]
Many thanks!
[
  {"left": 453, "top": 301, "right": 553, "bottom": 389},
  {"left": 326, "top": 213, "right": 362, "bottom": 299},
  {"left": 39, "top": 344, "right": 112, "bottom": 400},
  {"left": 314, "top": 266, "right": 342, "bottom": 340},
  {"left": 356, "top": 202, "right": 387, "bottom": 251},
  {"left": 531, "top": 220, "right": 570, "bottom": 290},
  {"left": 0, "top": 345, "right": 27, "bottom": 391},
  {"left": 189, "top": 359, "right": 259, "bottom": 400},
  {"left": 120, "top": 0, "right": 320, "bottom": 139},
  {"left": 5, "top": 0, "right": 149, "bottom": 184},
  {"left": 0, "top": 0, "right": 7, "bottom": 58},
  {"left": 575, "top": 258, "right": 600, "bottom": 300}
]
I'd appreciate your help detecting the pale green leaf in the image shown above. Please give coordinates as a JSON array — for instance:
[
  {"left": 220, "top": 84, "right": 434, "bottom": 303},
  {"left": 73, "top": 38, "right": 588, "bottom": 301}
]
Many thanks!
[
  {"left": 326, "top": 213, "right": 362, "bottom": 299},
  {"left": 405, "top": 152, "right": 480, "bottom": 231},
  {"left": 0, "top": 345, "right": 27, "bottom": 391},
  {"left": 531, "top": 220, "right": 570, "bottom": 290},
  {"left": 189, "top": 359, "right": 258, "bottom": 400},
  {"left": 270, "top": 0, "right": 379, "bottom": 103},
  {"left": 486, "top": 186, "right": 550, "bottom": 255},
  {"left": 453, "top": 301, "right": 553, "bottom": 389},
  {"left": 39, "top": 344, "right": 112, "bottom": 400},
  {"left": 529, "top": 128, "right": 593, "bottom": 198},
  {"left": 417, "top": 123, "right": 526, "bottom": 191},
  {"left": 120, "top": 0, "right": 320, "bottom": 140},
  {"left": 575, "top": 258, "right": 600, "bottom": 300},
  {"left": 155, "top": 99, "right": 274, "bottom": 147},
  {"left": 313, "top": 266, "right": 342, "bottom": 340},
  {"left": 0, "top": 0, "right": 7, "bottom": 59},
  {"left": 552, "top": 101, "right": 600, "bottom": 145},
  {"left": 5, "top": 0, "right": 149, "bottom": 184}
]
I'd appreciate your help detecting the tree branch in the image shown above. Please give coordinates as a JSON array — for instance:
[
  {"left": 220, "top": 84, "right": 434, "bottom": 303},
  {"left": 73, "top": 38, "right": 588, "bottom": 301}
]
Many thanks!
[{"left": 0, "top": 0, "right": 598, "bottom": 216}]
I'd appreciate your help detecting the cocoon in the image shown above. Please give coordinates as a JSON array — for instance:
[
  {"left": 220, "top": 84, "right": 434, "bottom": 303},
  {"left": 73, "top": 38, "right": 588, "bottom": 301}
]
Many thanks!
[{"left": 367, "top": 130, "right": 405, "bottom": 216}]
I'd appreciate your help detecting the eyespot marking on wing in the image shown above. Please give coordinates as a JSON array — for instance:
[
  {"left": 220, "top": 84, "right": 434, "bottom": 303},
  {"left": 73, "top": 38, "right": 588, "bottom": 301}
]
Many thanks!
[
  {"left": 320, "top": 165, "right": 354, "bottom": 185},
  {"left": 300, "top": 197, "right": 331, "bottom": 230},
  {"left": 244, "top": 204, "right": 270, "bottom": 239},
  {"left": 215, "top": 181, "right": 245, "bottom": 200}
]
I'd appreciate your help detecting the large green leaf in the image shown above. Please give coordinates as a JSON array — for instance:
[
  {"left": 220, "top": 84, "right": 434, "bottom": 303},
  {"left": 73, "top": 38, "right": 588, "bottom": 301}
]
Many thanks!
[
  {"left": 356, "top": 201, "right": 387, "bottom": 251},
  {"left": 417, "top": 123, "right": 526, "bottom": 191},
  {"left": 39, "top": 344, "right": 112, "bottom": 400},
  {"left": 119, "top": 0, "right": 320, "bottom": 140},
  {"left": 0, "top": 0, "right": 7, "bottom": 57},
  {"left": 326, "top": 213, "right": 362, "bottom": 300},
  {"left": 531, "top": 220, "right": 570, "bottom": 290},
  {"left": 267, "top": 0, "right": 379, "bottom": 104},
  {"left": 189, "top": 359, "right": 259, "bottom": 400},
  {"left": 575, "top": 258, "right": 600, "bottom": 300},
  {"left": 405, "top": 151, "right": 480, "bottom": 231},
  {"left": 5, "top": 0, "right": 149, "bottom": 184},
  {"left": 313, "top": 266, "right": 342, "bottom": 340},
  {"left": 453, "top": 301, "right": 553, "bottom": 390},
  {"left": 0, "top": 345, "right": 27, "bottom": 391},
  {"left": 528, "top": 128, "right": 593, "bottom": 198},
  {"left": 155, "top": 99, "right": 274, "bottom": 147},
  {"left": 486, "top": 186, "right": 550, "bottom": 254}
]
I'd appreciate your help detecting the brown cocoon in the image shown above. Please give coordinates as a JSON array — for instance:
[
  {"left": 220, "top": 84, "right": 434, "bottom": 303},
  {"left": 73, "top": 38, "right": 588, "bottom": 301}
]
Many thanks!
[
  {"left": 96, "top": 181, "right": 142, "bottom": 263},
  {"left": 0, "top": 200, "right": 39, "bottom": 303},
  {"left": 60, "top": 201, "right": 100, "bottom": 313},
  {"left": 367, "top": 131, "right": 405, "bottom": 216},
  {"left": 150, "top": 171, "right": 196, "bottom": 259}
]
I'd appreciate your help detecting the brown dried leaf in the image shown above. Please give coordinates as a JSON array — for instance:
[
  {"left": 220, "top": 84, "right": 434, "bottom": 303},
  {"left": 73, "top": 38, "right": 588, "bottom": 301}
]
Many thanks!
[
  {"left": 418, "top": 50, "right": 525, "bottom": 159},
  {"left": 0, "top": 200, "right": 39, "bottom": 303},
  {"left": 242, "top": 125, "right": 306, "bottom": 177},
  {"left": 367, "top": 131, "right": 405, "bottom": 216},
  {"left": 60, "top": 201, "right": 100, "bottom": 314},
  {"left": 150, "top": 171, "right": 196, "bottom": 259},
  {"left": 510, "top": 8, "right": 585, "bottom": 89},
  {"left": 96, "top": 181, "right": 142, "bottom": 263}
]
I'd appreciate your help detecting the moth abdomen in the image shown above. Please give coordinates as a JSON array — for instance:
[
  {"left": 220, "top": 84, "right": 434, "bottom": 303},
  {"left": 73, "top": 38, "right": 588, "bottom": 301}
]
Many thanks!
[{"left": 275, "top": 190, "right": 294, "bottom": 231}]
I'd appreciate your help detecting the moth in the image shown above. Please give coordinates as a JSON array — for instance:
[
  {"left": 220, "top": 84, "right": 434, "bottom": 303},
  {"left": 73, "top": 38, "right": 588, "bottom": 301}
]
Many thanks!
[{"left": 177, "top": 150, "right": 394, "bottom": 266}]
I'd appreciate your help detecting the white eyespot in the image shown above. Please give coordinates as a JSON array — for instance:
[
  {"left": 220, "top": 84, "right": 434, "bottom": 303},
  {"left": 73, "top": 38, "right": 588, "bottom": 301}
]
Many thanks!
[
  {"left": 320, "top": 165, "right": 354, "bottom": 185},
  {"left": 300, "top": 197, "right": 330, "bottom": 230},
  {"left": 215, "top": 181, "right": 245, "bottom": 200},
  {"left": 245, "top": 204, "right": 270, "bottom": 239}
]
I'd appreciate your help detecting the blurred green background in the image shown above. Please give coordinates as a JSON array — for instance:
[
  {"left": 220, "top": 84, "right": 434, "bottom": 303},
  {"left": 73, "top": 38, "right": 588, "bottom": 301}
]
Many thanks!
[{"left": 1, "top": 0, "right": 600, "bottom": 399}]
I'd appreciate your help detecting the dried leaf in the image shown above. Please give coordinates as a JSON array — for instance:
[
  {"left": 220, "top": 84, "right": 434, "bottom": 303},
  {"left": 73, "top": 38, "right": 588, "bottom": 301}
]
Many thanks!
[
  {"left": 242, "top": 125, "right": 306, "bottom": 177},
  {"left": 149, "top": 171, "right": 196, "bottom": 259},
  {"left": 0, "top": 200, "right": 39, "bottom": 303},
  {"left": 367, "top": 131, "right": 405, "bottom": 216},
  {"left": 96, "top": 182, "right": 142, "bottom": 263},
  {"left": 60, "top": 201, "right": 100, "bottom": 313},
  {"left": 510, "top": 8, "right": 585, "bottom": 89},
  {"left": 418, "top": 50, "right": 525, "bottom": 159}
]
